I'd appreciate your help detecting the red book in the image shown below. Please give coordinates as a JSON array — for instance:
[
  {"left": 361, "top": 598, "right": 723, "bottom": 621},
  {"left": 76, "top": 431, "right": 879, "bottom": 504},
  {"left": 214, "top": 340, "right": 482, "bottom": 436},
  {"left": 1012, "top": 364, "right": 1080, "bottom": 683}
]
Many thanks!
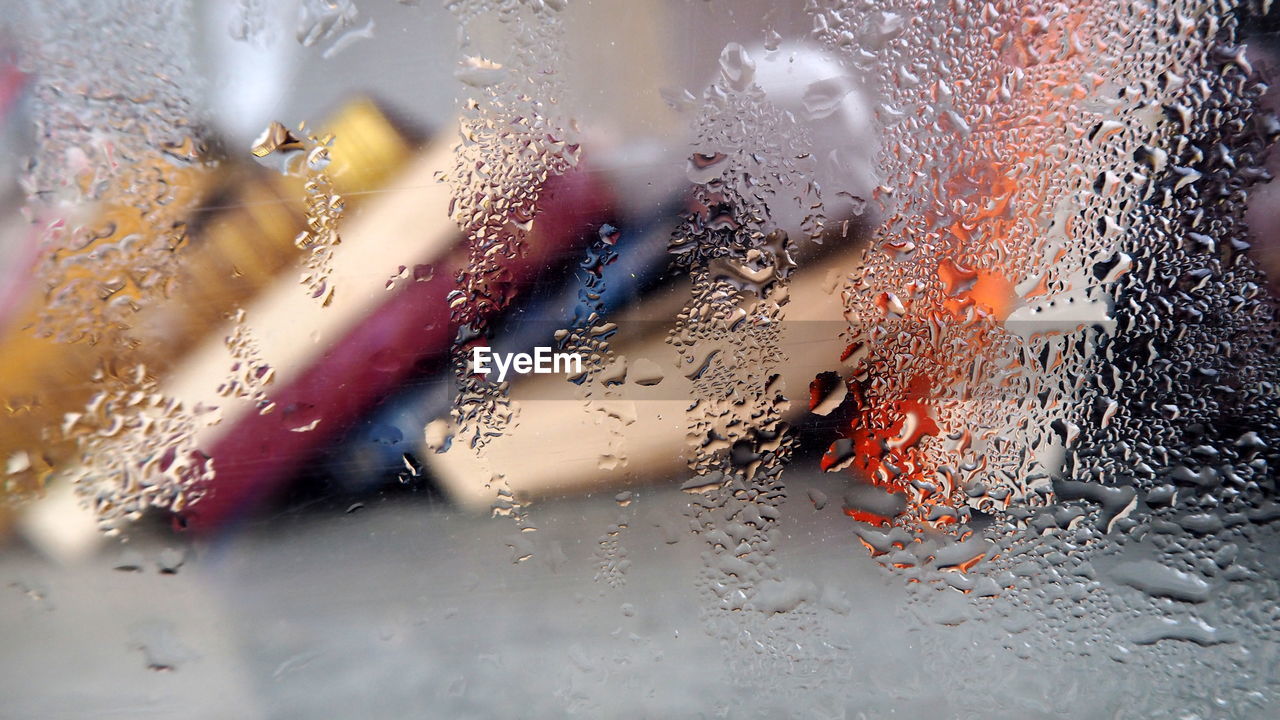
[{"left": 181, "top": 162, "right": 613, "bottom": 532}]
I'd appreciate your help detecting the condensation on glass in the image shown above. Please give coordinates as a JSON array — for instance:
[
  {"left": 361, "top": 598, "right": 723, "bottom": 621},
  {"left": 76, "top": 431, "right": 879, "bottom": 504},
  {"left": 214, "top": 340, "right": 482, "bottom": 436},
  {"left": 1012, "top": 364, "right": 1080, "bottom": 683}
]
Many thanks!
[{"left": 1, "top": 0, "right": 1279, "bottom": 717}]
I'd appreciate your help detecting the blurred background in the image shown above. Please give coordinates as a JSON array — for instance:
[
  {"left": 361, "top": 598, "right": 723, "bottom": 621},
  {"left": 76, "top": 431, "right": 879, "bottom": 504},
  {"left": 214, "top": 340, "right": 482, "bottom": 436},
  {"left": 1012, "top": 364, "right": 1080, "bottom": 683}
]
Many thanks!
[
  {"left": 0, "top": 0, "right": 876, "bottom": 537},
  {"left": 0, "top": 1, "right": 1279, "bottom": 718},
  {"left": 0, "top": 3, "right": 898, "bottom": 717}
]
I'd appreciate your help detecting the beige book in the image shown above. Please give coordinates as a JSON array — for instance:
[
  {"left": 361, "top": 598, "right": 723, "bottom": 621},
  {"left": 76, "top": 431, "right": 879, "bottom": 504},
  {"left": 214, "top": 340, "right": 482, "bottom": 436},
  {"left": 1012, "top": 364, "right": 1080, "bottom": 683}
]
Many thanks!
[{"left": 426, "top": 248, "right": 859, "bottom": 509}]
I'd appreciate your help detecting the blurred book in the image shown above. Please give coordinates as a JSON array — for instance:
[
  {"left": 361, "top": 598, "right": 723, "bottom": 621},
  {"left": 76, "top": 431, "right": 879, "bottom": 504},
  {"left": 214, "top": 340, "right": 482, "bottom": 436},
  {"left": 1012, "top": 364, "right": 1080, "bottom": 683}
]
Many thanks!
[
  {"left": 2, "top": 98, "right": 415, "bottom": 550},
  {"left": 170, "top": 140, "right": 614, "bottom": 532},
  {"left": 417, "top": 244, "right": 859, "bottom": 510}
]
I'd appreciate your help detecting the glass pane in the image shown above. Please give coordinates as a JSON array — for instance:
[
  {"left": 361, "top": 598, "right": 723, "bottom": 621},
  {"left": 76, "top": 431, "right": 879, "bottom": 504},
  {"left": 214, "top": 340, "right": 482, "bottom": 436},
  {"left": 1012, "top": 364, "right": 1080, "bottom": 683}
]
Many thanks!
[{"left": 2, "top": 1, "right": 1279, "bottom": 717}]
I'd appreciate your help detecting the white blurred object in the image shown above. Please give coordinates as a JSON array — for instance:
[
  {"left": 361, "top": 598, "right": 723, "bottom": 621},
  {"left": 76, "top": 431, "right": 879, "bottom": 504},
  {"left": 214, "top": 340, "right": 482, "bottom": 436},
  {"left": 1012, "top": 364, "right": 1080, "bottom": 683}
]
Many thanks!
[
  {"left": 16, "top": 479, "right": 103, "bottom": 565},
  {"left": 752, "top": 42, "right": 878, "bottom": 241},
  {"left": 200, "top": 0, "right": 304, "bottom": 149}
]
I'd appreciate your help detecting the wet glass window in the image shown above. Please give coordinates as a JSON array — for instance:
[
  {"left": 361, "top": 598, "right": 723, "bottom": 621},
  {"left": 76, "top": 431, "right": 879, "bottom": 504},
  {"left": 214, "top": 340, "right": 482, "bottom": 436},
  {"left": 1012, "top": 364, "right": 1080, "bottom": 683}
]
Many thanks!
[{"left": 2, "top": 1, "right": 1280, "bottom": 717}]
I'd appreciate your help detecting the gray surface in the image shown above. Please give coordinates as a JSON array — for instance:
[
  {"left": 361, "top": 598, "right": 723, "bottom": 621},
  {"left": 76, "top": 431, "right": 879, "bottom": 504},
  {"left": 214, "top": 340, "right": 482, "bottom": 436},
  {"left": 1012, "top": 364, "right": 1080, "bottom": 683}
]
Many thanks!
[{"left": 0, "top": 468, "right": 1158, "bottom": 719}]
